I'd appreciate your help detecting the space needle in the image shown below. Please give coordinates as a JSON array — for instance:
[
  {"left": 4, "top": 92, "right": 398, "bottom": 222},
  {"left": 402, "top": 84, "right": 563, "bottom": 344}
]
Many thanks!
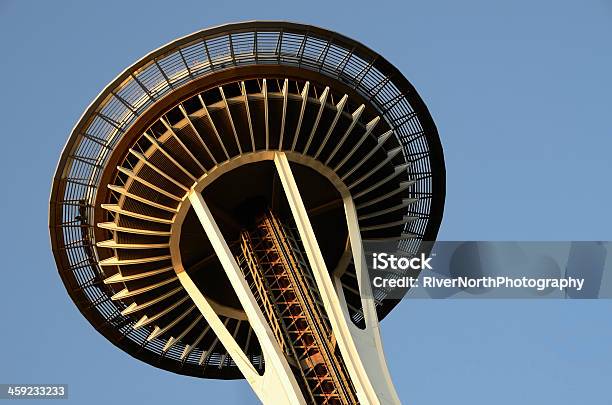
[{"left": 50, "top": 21, "right": 445, "bottom": 404}]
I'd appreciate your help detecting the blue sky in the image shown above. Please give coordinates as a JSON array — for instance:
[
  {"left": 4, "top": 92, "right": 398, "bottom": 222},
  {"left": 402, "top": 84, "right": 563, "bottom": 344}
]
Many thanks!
[{"left": 0, "top": 1, "right": 611, "bottom": 404}]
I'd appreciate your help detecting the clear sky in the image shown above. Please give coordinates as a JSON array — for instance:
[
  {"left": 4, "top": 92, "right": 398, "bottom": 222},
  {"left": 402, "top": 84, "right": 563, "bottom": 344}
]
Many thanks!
[{"left": 1, "top": 0, "right": 611, "bottom": 404}]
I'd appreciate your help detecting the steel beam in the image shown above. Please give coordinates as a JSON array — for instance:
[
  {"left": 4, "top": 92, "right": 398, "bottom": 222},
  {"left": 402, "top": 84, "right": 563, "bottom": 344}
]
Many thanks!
[{"left": 274, "top": 152, "right": 400, "bottom": 405}]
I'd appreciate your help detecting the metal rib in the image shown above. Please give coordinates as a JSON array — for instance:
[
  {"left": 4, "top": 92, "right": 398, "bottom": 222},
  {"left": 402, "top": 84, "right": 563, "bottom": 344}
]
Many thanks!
[
  {"left": 343, "top": 142, "right": 400, "bottom": 184},
  {"left": 241, "top": 81, "right": 256, "bottom": 152},
  {"left": 357, "top": 199, "right": 418, "bottom": 221},
  {"left": 134, "top": 295, "right": 191, "bottom": 329},
  {"left": 363, "top": 232, "right": 417, "bottom": 242},
  {"left": 195, "top": 95, "right": 230, "bottom": 160},
  {"left": 147, "top": 305, "right": 196, "bottom": 341},
  {"left": 111, "top": 276, "right": 178, "bottom": 300},
  {"left": 101, "top": 203, "right": 174, "bottom": 224},
  {"left": 178, "top": 104, "right": 218, "bottom": 165},
  {"left": 360, "top": 216, "right": 419, "bottom": 231},
  {"left": 219, "top": 86, "right": 242, "bottom": 155},
  {"left": 218, "top": 320, "right": 242, "bottom": 368},
  {"left": 97, "top": 222, "right": 171, "bottom": 236},
  {"left": 334, "top": 116, "right": 381, "bottom": 172},
  {"left": 120, "top": 287, "right": 183, "bottom": 315},
  {"left": 164, "top": 315, "right": 203, "bottom": 352},
  {"left": 352, "top": 164, "right": 411, "bottom": 199},
  {"left": 159, "top": 117, "right": 207, "bottom": 173},
  {"left": 198, "top": 317, "right": 230, "bottom": 366},
  {"left": 96, "top": 240, "right": 170, "bottom": 249},
  {"left": 263, "top": 79, "right": 269, "bottom": 149},
  {"left": 303, "top": 86, "right": 329, "bottom": 154},
  {"left": 314, "top": 94, "right": 348, "bottom": 159},
  {"left": 325, "top": 104, "right": 365, "bottom": 165},
  {"left": 356, "top": 181, "right": 414, "bottom": 209},
  {"left": 128, "top": 149, "right": 190, "bottom": 191},
  {"left": 107, "top": 184, "right": 178, "bottom": 212},
  {"left": 278, "top": 78, "right": 288, "bottom": 150},
  {"left": 181, "top": 323, "right": 212, "bottom": 360},
  {"left": 115, "top": 167, "right": 183, "bottom": 201},
  {"left": 103, "top": 266, "right": 174, "bottom": 284},
  {"left": 291, "top": 81, "right": 309, "bottom": 151},
  {"left": 100, "top": 255, "right": 172, "bottom": 267},
  {"left": 143, "top": 133, "right": 197, "bottom": 182}
]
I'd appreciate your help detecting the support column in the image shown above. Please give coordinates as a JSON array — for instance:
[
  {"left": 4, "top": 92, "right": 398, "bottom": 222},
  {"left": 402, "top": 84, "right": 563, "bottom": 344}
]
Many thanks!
[
  {"left": 181, "top": 191, "right": 306, "bottom": 405},
  {"left": 341, "top": 196, "right": 401, "bottom": 405},
  {"left": 274, "top": 152, "right": 400, "bottom": 405}
]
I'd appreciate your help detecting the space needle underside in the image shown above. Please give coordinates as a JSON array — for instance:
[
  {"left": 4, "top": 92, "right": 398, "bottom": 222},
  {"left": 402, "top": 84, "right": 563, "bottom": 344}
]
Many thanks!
[{"left": 50, "top": 21, "right": 445, "bottom": 405}]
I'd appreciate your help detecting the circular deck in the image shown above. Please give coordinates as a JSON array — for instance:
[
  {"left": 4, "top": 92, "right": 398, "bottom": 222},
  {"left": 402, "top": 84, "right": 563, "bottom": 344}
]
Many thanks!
[{"left": 49, "top": 21, "right": 445, "bottom": 378}]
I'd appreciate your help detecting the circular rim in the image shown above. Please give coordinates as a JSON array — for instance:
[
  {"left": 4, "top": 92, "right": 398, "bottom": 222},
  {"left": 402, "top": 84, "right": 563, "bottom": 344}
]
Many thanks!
[{"left": 169, "top": 151, "right": 352, "bottom": 318}]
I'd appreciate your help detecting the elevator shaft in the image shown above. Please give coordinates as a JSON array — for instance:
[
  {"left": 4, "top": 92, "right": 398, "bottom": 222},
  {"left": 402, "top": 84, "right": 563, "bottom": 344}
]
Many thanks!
[{"left": 236, "top": 211, "right": 358, "bottom": 405}]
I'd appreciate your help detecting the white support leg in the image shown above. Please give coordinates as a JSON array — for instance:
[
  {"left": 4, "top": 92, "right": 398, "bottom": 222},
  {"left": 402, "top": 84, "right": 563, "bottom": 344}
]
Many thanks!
[
  {"left": 274, "top": 152, "right": 400, "bottom": 405},
  {"left": 341, "top": 195, "right": 402, "bottom": 405},
  {"left": 182, "top": 191, "right": 306, "bottom": 405}
]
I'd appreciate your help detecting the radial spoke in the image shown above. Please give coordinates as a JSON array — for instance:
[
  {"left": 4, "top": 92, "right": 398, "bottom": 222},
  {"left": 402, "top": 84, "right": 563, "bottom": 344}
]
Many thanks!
[
  {"left": 263, "top": 79, "right": 270, "bottom": 150},
  {"left": 303, "top": 87, "right": 329, "bottom": 154},
  {"left": 291, "top": 81, "right": 309, "bottom": 151},
  {"left": 278, "top": 78, "right": 289, "bottom": 150},
  {"left": 120, "top": 287, "right": 183, "bottom": 315},
  {"left": 196, "top": 95, "right": 230, "bottom": 160},
  {"left": 179, "top": 103, "right": 218, "bottom": 164},
  {"left": 134, "top": 295, "right": 191, "bottom": 329},
  {"left": 128, "top": 149, "right": 190, "bottom": 191},
  {"left": 159, "top": 117, "right": 207, "bottom": 173},
  {"left": 107, "top": 184, "right": 178, "bottom": 212},
  {"left": 101, "top": 203, "right": 174, "bottom": 223},
  {"left": 314, "top": 94, "right": 347, "bottom": 159},
  {"left": 356, "top": 181, "right": 414, "bottom": 210},
  {"left": 325, "top": 104, "right": 365, "bottom": 165},
  {"left": 115, "top": 167, "right": 183, "bottom": 201},
  {"left": 103, "top": 266, "right": 174, "bottom": 284},
  {"left": 352, "top": 165, "right": 412, "bottom": 199},
  {"left": 240, "top": 81, "right": 256, "bottom": 152},
  {"left": 143, "top": 133, "right": 197, "bottom": 182},
  {"left": 164, "top": 314, "right": 203, "bottom": 352},
  {"left": 334, "top": 117, "right": 382, "bottom": 172},
  {"left": 343, "top": 143, "right": 400, "bottom": 184},
  {"left": 110, "top": 277, "right": 178, "bottom": 300},
  {"left": 357, "top": 198, "right": 418, "bottom": 221},
  {"left": 219, "top": 86, "right": 242, "bottom": 155},
  {"left": 147, "top": 305, "right": 195, "bottom": 341}
]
